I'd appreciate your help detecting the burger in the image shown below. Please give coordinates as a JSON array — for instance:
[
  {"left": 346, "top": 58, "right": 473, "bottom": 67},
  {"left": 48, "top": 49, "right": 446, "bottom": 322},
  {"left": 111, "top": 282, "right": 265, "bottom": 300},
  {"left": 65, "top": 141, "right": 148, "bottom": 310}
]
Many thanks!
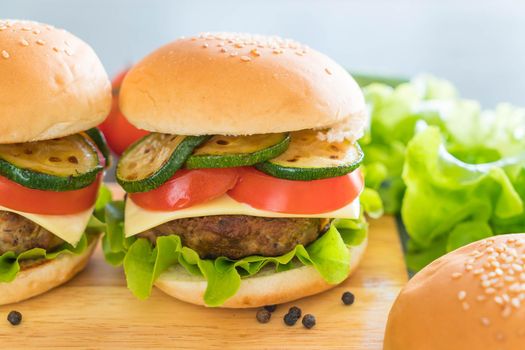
[
  {"left": 384, "top": 234, "right": 525, "bottom": 349},
  {"left": 0, "top": 20, "right": 111, "bottom": 305},
  {"left": 104, "top": 32, "right": 368, "bottom": 308}
]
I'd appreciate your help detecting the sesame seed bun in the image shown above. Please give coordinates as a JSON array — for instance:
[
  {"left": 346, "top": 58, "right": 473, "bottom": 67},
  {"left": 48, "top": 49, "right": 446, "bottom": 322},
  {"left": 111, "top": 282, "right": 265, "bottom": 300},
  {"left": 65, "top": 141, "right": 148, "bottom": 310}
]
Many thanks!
[
  {"left": 384, "top": 234, "right": 525, "bottom": 350},
  {"left": 0, "top": 238, "right": 98, "bottom": 305},
  {"left": 0, "top": 20, "right": 111, "bottom": 143},
  {"left": 120, "top": 33, "right": 365, "bottom": 137},
  {"left": 154, "top": 235, "right": 367, "bottom": 308}
]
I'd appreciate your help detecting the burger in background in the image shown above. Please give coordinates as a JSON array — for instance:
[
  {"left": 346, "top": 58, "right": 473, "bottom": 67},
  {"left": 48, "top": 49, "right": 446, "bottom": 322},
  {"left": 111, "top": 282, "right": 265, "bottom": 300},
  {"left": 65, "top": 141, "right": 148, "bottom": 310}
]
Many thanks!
[
  {"left": 0, "top": 19, "right": 111, "bottom": 304},
  {"left": 98, "top": 70, "right": 148, "bottom": 155},
  {"left": 103, "top": 32, "right": 370, "bottom": 308}
]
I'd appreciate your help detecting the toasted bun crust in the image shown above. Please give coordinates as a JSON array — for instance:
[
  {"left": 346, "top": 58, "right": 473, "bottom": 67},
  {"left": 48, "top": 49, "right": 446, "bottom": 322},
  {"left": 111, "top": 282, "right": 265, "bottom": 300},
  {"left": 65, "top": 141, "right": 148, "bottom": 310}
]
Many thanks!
[
  {"left": 120, "top": 32, "right": 365, "bottom": 136},
  {"left": 0, "top": 19, "right": 111, "bottom": 143},
  {"left": 155, "top": 235, "right": 367, "bottom": 308},
  {"left": 0, "top": 238, "right": 97, "bottom": 305},
  {"left": 384, "top": 234, "right": 525, "bottom": 350}
]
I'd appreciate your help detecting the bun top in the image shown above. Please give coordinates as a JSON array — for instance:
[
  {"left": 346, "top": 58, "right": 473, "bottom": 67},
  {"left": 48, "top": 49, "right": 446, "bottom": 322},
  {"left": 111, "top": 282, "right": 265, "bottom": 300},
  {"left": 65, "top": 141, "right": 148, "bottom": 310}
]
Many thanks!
[
  {"left": 120, "top": 33, "right": 365, "bottom": 138},
  {"left": 384, "top": 234, "right": 525, "bottom": 350},
  {"left": 0, "top": 20, "right": 111, "bottom": 143}
]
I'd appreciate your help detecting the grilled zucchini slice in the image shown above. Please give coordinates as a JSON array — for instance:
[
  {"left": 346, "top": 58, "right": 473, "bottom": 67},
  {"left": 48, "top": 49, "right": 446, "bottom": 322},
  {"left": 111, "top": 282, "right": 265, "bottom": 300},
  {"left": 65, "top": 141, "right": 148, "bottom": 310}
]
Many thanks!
[
  {"left": 0, "top": 134, "right": 102, "bottom": 191},
  {"left": 116, "top": 133, "right": 209, "bottom": 193},
  {"left": 85, "top": 128, "right": 112, "bottom": 168},
  {"left": 256, "top": 130, "right": 363, "bottom": 181},
  {"left": 186, "top": 133, "right": 290, "bottom": 169}
]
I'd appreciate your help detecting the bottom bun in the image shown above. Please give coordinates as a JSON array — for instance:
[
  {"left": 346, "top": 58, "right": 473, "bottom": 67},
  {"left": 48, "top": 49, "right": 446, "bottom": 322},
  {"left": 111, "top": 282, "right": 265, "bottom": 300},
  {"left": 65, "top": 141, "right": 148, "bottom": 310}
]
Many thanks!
[
  {"left": 155, "top": 235, "right": 367, "bottom": 308},
  {"left": 0, "top": 238, "right": 98, "bottom": 305}
]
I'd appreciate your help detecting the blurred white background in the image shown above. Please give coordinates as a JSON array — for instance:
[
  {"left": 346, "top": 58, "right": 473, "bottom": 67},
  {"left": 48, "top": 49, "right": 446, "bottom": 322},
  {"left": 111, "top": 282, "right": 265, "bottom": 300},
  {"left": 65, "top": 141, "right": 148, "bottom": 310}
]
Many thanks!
[{"left": 1, "top": 0, "right": 523, "bottom": 106}]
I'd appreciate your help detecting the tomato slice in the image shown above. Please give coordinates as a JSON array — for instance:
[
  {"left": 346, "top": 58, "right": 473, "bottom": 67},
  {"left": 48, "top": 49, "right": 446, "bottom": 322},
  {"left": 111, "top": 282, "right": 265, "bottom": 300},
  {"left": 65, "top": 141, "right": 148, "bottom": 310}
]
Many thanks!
[
  {"left": 0, "top": 175, "right": 101, "bottom": 215},
  {"left": 228, "top": 167, "right": 363, "bottom": 214},
  {"left": 130, "top": 168, "right": 240, "bottom": 211},
  {"left": 98, "top": 70, "right": 149, "bottom": 155}
]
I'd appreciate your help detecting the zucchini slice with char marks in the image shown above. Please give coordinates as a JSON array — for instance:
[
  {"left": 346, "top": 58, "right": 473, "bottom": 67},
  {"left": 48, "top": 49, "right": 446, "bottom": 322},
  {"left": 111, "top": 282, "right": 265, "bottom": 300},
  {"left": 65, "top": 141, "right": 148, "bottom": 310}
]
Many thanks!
[
  {"left": 256, "top": 129, "right": 363, "bottom": 181},
  {"left": 0, "top": 134, "right": 102, "bottom": 191},
  {"left": 186, "top": 133, "right": 290, "bottom": 169},
  {"left": 117, "top": 133, "right": 209, "bottom": 193},
  {"left": 85, "top": 128, "right": 112, "bottom": 168}
]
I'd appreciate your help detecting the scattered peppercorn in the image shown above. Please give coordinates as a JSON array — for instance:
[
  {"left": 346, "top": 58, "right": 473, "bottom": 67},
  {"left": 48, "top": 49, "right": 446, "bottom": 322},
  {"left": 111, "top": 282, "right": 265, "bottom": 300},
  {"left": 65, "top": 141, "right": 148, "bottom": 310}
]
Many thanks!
[
  {"left": 7, "top": 311, "right": 22, "bottom": 326},
  {"left": 302, "top": 314, "right": 316, "bottom": 329},
  {"left": 256, "top": 309, "right": 271, "bottom": 323},
  {"left": 289, "top": 306, "right": 302, "bottom": 318},
  {"left": 264, "top": 304, "right": 277, "bottom": 313},
  {"left": 283, "top": 306, "right": 302, "bottom": 326},
  {"left": 342, "top": 291, "right": 355, "bottom": 305}
]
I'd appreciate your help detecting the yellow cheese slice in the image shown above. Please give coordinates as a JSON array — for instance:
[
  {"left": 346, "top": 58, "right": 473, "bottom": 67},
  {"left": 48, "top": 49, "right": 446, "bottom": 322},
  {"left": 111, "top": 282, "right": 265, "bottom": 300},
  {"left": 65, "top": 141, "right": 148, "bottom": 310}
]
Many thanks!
[
  {"left": 125, "top": 194, "right": 360, "bottom": 237},
  {"left": 0, "top": 204, "right": 95, "bottom": 246}
]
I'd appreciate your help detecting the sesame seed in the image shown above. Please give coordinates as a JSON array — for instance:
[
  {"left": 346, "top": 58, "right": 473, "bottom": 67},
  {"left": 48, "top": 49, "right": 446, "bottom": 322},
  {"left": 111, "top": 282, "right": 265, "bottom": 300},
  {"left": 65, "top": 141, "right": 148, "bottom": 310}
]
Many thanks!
[
  {"left": 465, "top": 264, "right": 473, "bottom": 271},
  {"left": 250, "top": 48, "right": 260, "bottom": 57},
  {"left": 20, "top": 39, "right": 29, "bottom": 46},
  {"left": 477, "top": 295, "right": 487, "bottom": 302},
  {"left": 202, "top": 43, "right": 209, "bottom": 48},
  {"left": 494, "top": 296, "right": 504, "bottom": 305},
  {"left": 36, "top": 39, "right": 45, "bottom": 45},
  {"left": 21, "top": 26, "right": 32, "bottom": 31},
  {"left": 480, "top": 317, "right": 490, "bottom": 326},
  {"left": 458, "top": 290, "right": 467, "bottom": 301},
  {"left": 229, "top": 52, "right": 238, "bottom": 57},
  {"left": 501, "top": 306, "right": 512, "bottom": 318},
  {"left": 32, "top": 29, "right": 40, "bottom": 34},
  {"left": 485, "top": 288, "right": 496, "bottom": 295},
  {"left": 451, "top": 272, "right": 462, "bottom": 279},
  {"left": 240, "top": 55, "right": 251, "bottom": 62},
  {"left": 234, "top": 43, "right": 244, "bottom": 48},
  {"left": 461, "top": 301, "right": 470, "bottom": 310},
  {"left": 220, "top": 47, "right": 227, "bottom": 53},
  {"left": 1, "top": 50, "right": 9, "bottom": 59},
  {"left": 325, "top": 68, "right": 332, "bottom": 75},
  {"left": 52, "top": 47, "right": 60, "bottom": 52},
  {"left": 64, "top": 40, "right": 71, "bottom": 47},
  {"left": 65, "top": 49, "right": 73, "bottom": 56}
]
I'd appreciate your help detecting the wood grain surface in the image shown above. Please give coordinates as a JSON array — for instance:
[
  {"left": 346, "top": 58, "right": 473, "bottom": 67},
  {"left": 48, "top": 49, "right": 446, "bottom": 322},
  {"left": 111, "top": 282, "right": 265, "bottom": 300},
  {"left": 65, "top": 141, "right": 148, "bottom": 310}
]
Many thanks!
[{"left": 0, "top": 185, "right": 407, "bottom": 349}]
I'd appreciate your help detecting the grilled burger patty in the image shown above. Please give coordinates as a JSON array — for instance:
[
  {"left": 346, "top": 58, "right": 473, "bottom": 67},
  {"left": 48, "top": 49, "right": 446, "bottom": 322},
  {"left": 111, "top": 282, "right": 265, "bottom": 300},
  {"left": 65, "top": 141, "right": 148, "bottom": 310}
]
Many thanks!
[
  {"left": 138, "top": 215, "right": 331, "bottom": 259},
  {"left": 0, "top": 211, "right": 64, "bottom": 255}
]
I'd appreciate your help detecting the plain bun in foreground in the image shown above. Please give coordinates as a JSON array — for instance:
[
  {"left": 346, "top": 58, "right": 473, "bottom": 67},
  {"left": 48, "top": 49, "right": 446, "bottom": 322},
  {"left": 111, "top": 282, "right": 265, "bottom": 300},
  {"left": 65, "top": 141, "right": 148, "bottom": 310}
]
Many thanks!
[
  {"left": 120, "top": 32, "right": 366, "bottom": 137},
  {"left": 0, "top": 239, "right": 98, "bottom": 305},
  {"left": 384, "top": 234, "right": 525, "bottom": 350},
  {"left": 155, "top": 236, "right": 367, "bottom": 308},
  {"left": 0, "top": 19, "right": 111, "bottom": 144}
]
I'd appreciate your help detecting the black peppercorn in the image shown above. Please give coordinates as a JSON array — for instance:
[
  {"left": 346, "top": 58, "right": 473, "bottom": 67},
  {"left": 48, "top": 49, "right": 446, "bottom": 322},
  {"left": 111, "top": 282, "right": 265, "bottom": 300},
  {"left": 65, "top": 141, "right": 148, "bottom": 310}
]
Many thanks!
[
  {"left": 263, "top": 304, "right": 277, "bottom": 313},
  {"left": 7, "top": 311, "right": 22, "bottom": 326},
  {"left": 342, "top": 291, "right": 355, "bottom": 305},
  {"left": 283, "top": 306, "right": 302, "bottom": 326},
  {"left": 288, "top": 306, "right": 302, "bottom": 318},
  {"left": 256, "top": 309, "right": 271, "bottom": 323},
  {"left": 302, "top": 314, "right": 316, "bottom": 329}
]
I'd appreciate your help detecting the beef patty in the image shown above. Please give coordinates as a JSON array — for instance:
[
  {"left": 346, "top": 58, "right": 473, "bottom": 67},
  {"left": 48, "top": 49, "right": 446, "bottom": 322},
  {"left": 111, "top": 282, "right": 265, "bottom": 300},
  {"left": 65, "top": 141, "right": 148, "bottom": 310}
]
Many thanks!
[
  {"left": 0, "top": 211, "right": 64, "bottom": 255},
  {"left": 138, "top": 215, "right": 331, "bottom": 259}
]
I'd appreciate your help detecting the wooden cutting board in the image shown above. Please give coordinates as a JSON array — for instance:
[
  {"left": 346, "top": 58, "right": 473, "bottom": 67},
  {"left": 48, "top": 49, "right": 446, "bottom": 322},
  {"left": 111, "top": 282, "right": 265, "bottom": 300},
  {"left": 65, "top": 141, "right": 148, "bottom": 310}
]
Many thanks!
[{"left": 0, "top": 185, "right": 407, "bottom": 349}]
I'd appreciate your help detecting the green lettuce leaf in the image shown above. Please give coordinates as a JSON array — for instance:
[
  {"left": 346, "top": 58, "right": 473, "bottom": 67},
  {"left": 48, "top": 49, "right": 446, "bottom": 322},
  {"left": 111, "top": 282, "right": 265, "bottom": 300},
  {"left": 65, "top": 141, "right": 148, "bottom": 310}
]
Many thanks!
[
  {"left": 402, "top": 126, "right": 525, "bottom": 271},
  {"left": 102, "top": 201, "right": 368, "bottom": 307},
  {"left": 0, "top": 233, "right": 90, "bottom": 283}
]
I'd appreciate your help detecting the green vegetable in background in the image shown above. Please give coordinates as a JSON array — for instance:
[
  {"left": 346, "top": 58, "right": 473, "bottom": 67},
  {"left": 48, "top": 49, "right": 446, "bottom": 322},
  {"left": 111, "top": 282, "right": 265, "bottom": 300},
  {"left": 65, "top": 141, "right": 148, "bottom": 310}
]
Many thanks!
[{"left": 360, "top": 74, "right": 525, "bottom": 271}]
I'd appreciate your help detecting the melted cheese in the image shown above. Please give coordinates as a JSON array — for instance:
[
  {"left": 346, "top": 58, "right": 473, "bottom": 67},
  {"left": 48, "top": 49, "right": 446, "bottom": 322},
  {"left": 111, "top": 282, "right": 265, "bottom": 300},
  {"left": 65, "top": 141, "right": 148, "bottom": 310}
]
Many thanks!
[
  {"left": 125, "top": 195, "right": 360, "bottom": 237},
  {"left": 0, "top": 205, "right": 95, "bottom": 246}
]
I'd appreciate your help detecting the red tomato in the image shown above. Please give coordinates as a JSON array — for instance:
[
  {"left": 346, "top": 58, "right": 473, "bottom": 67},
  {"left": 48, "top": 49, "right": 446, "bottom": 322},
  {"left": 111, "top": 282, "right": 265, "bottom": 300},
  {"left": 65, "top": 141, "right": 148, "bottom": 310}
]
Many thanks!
[
  {"left": 130, "top": 168, "right": 240, "bottom": 211},
  {"left": 228, "top": 167, "right": 364, "bottom": 214},
  {"left": 98, "top": 70, "right": 148, "bottom": 155},
  {"left": 0, "top": 175, "right": 101, "bottom": 215}
]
